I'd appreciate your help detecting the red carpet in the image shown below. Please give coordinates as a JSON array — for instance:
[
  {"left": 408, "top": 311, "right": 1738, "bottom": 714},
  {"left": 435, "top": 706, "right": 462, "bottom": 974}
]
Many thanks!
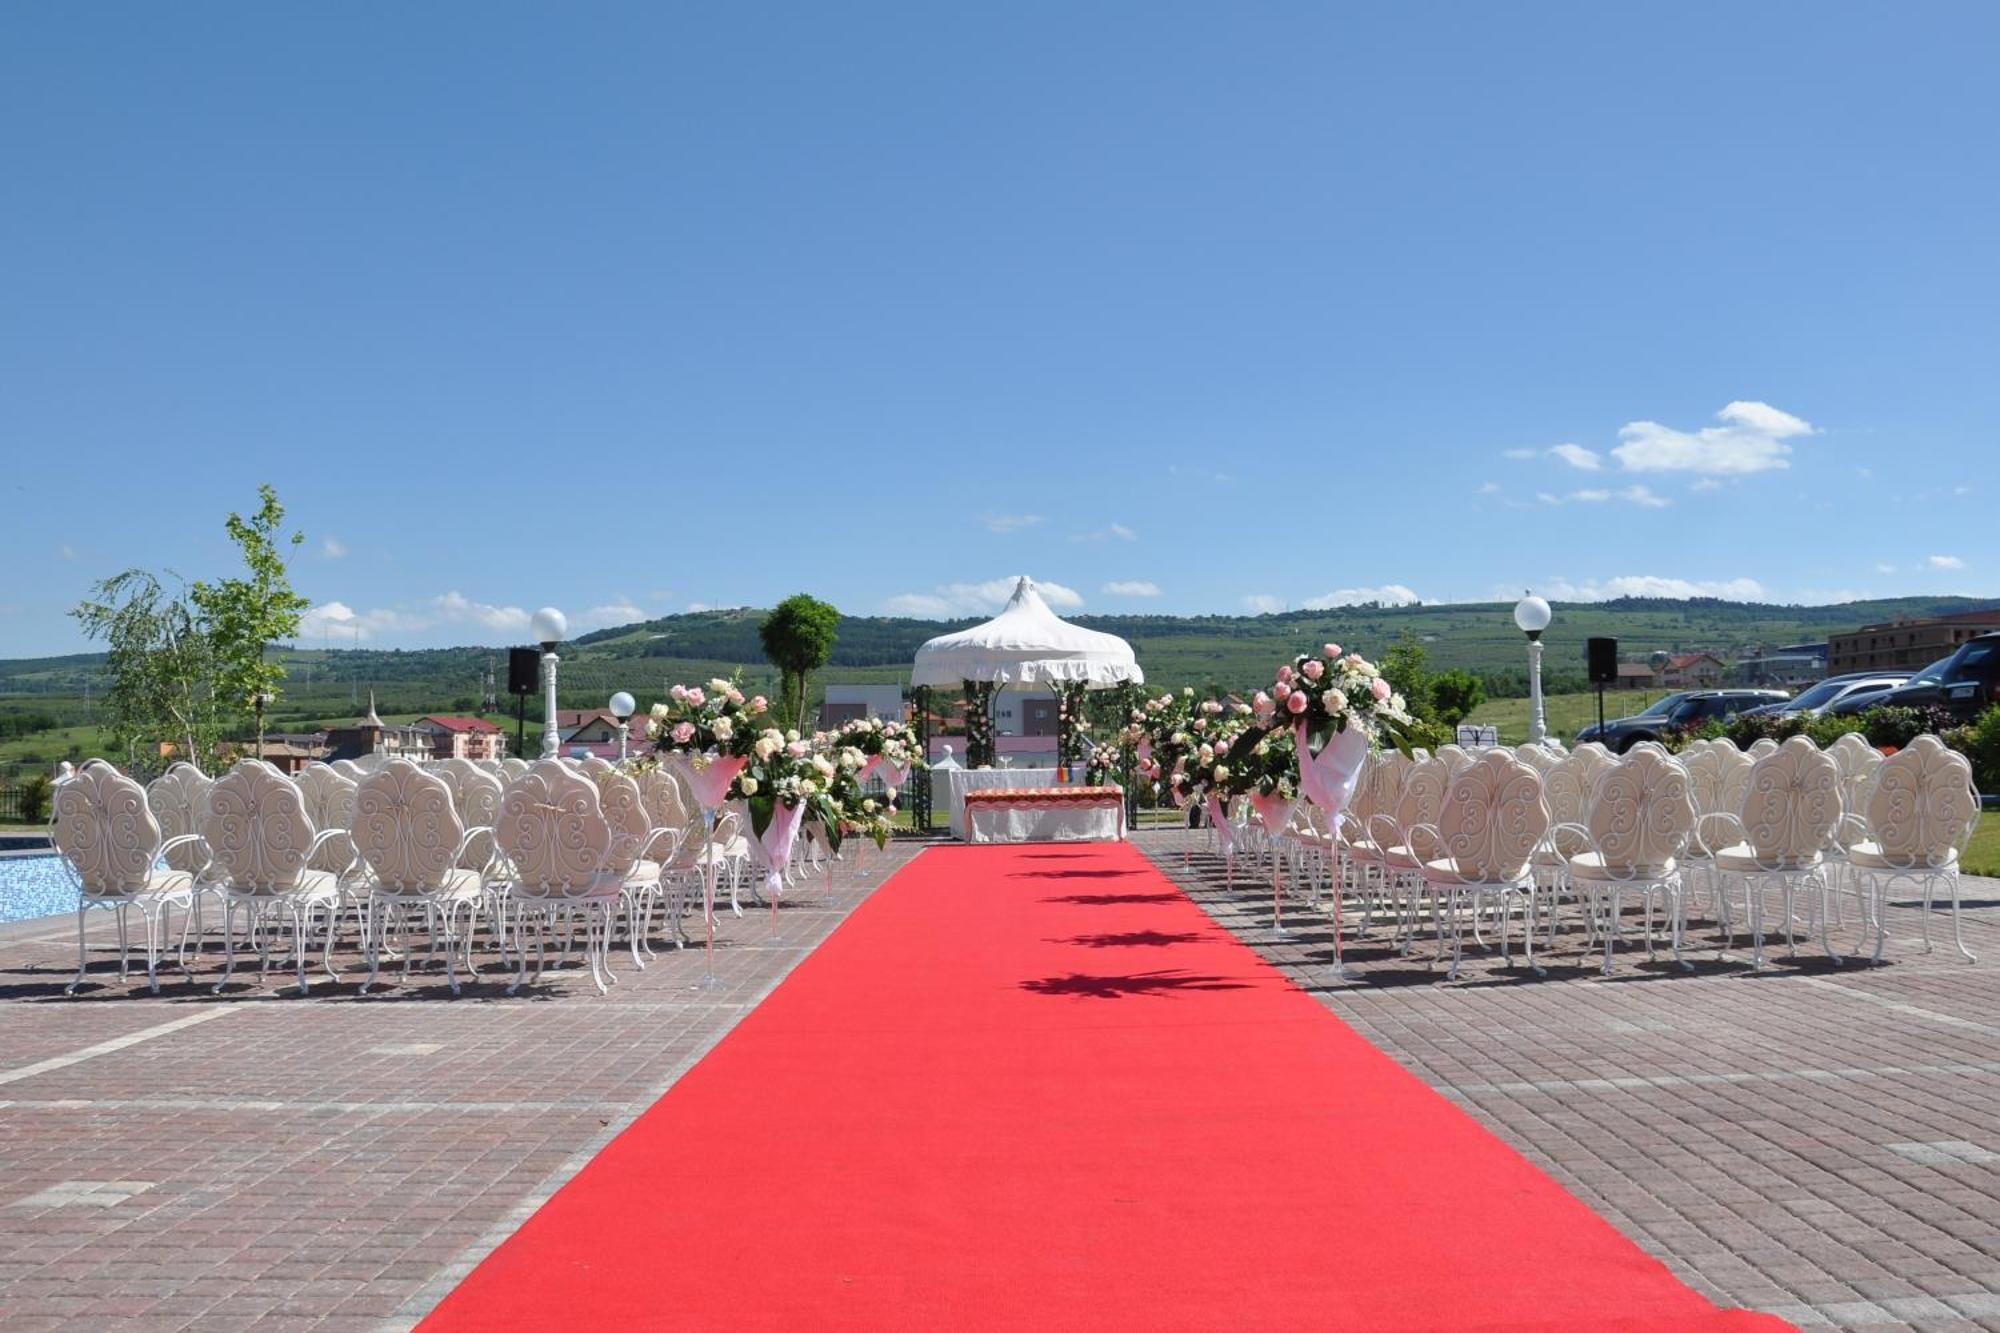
[{"left": 420, "top": 842, "right": 1791, "bottom": 1332}]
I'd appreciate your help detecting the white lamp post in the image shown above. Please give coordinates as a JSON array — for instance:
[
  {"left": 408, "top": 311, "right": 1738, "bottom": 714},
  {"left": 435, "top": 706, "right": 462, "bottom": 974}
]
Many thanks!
[
  {"left": 530, "top": 607, "right": 567, "bottom": 760},
  {"left": 609, "top": 690, "right": 636, "bottom": 762},
  {"left": 1513, "top": 592, "right": 1554, "bottom": 745}
]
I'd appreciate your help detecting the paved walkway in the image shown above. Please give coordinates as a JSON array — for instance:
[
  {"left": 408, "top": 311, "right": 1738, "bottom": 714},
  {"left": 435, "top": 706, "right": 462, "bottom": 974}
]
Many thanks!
[
  {"left": 1138, "top": 832, "right": 2000, "bottom": 1333},
  {"left": 0, "top": 845, "right": 924, "bottom": 1333},
  {"left": 0, "top": 835, "right": 1993, "bottom": 1331}
]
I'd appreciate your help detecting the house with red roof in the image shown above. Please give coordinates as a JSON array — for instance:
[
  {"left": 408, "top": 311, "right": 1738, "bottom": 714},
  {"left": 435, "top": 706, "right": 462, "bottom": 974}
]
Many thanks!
[
  {"left": 412, "top": 715, "right": 507, "bottom": 762},
  {"left": 1659, "top": 653, "right": 1727, "bottom": 690}
]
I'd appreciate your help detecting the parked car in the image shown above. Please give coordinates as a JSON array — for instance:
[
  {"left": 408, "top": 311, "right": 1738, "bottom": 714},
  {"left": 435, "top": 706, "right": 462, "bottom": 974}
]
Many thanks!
[
  {"left": 1574, "top": 691, "right": 1695, "bottom": 745},
  {"left": 1739, "top": 672, "right": 1909, "bottom": 720},
  {"left": 1584, "top": 690, "right": 1789, "bottom": 753},
  {"left": 1826, "top": 656, "right": 1951, "bottom": 717},
  {"left": 1849, "top": 634, "right": 2000, "bottom": 723}
]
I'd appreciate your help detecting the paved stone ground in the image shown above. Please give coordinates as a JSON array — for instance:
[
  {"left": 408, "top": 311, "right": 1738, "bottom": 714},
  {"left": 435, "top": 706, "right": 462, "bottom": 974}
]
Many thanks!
[
  {"left": 0, "top": 842, "right": 926, "bottom": 1332},
  {"left": 3, "top": 833, "right": 1995, "bottom": 1331},
  {"left": 1137, "top": 829, "right": 2000, "bottom": 1333}
]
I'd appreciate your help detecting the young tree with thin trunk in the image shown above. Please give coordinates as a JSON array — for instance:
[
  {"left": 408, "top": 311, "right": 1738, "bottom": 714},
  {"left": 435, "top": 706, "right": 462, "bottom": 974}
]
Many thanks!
[
  {"left": 71, "top": 569, "right": 219, "bottom": 771},
  {"left": 758, "top": 594, "right": 840, "bottom": 731},
  {"left": 190, "top": 484, "right": 310, "bottom": 759}
]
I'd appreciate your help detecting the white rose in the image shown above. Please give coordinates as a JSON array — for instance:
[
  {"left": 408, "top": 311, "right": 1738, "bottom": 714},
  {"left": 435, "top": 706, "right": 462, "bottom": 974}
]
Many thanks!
[
  {"left": 712, "top": 717, "right": 734, "bottom": 741},
  {"left": 649, "top": 702, "right": 669, "bottom": 720},
  {"left": 738, "top": 776, "right": 759, "bottom": 797}
]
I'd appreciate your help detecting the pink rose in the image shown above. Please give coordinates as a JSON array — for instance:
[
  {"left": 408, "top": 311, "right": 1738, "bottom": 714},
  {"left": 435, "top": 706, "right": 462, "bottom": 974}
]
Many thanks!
[
  {"left": 1286, "top": 690, "right": 1309, "bottom": 715},
  {"left": 1273, "top": 681, "right": 1292, "bottom": 700},
  {"left": 1371, "top": 677, "right": 1391, "bottom": 702},
  {"left": 686, "top": 687, "right": 705, "bottom": 706},
  {"left": 671, "top": 721, "right": 696, "bottom": 744},
  {"left": 1252, "top": 690, "right": 1272, "bottom": 711},
  {"left": 1276, "top": 664, "right": 1294, "bottom": 684},
  {"left": 669, "top": 683, "right": 687, "bottom": 701},
  {"left": 750, "top": 695, "right": 767, "bottom": 711},
  {"left": 1301, "top": 659, "right": 1325, "bottom": 681},
  {"left": 1323, "top": 643, "right": 1341, "bottom": 658}
]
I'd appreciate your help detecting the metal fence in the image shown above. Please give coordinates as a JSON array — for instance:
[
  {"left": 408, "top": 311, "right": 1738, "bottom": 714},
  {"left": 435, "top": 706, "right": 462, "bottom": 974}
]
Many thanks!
[{"left": 0, "top": 784, "right": 45, "bottom": 826}]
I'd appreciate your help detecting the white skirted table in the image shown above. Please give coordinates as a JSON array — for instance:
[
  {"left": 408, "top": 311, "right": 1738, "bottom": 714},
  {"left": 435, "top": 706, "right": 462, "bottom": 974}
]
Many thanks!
[
  {"left": 963, "top": 785, "right": 1125, "bottom": 844},
  {"left": 944, "top": 767, "right": 1064, "bottom": 839}
]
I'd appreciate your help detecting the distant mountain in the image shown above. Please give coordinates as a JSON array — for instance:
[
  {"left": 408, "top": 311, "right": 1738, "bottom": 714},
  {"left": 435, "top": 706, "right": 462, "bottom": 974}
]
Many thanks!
[{"left": 4, "top": 595, "right": 1994, "bottom": 726}]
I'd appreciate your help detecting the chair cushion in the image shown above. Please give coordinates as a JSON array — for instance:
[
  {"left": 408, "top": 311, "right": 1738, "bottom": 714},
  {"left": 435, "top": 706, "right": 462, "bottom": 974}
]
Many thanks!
[
  {"left": 1844, "top": 842, "right": 1958, "bottom": 872},
  {"left": 1422, "top": 858, "right": 1530, "bottom": 888},
  {"left": 1564, "top": 852, "right": 1678, "bottom": 883},
  {"left": 1382, "top": 845, "right": 1423, "bottom": 871},
  {"left": 624, "top": 858, "right": 663, "bottom": 887},
  {"left": 80, "top": 868, "right": 195, "bottom": 903},
  {"left": 1713, "top": 844, "right": 1823, "bottom": 873}
]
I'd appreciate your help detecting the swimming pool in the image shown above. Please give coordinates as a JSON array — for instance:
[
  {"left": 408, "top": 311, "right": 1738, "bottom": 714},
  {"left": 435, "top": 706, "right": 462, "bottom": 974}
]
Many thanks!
[{"left": 0, "top": 854, "right": 80, "bottom": 925}]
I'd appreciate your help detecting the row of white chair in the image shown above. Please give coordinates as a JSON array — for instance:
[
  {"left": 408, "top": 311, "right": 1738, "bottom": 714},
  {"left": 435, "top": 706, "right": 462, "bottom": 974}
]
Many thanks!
[
  {"left": 49, "top": 754, "right": 818, "bottom": 996},
  {"left": 1217, "top": 733, "right": 1978, "bottom": 978}
]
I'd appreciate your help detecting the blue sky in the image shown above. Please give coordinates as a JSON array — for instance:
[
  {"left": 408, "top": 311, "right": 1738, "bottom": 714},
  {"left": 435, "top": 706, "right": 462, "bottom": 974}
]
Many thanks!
[{"left": 3, "top": 3, "right": 1994, "bottom": 654}]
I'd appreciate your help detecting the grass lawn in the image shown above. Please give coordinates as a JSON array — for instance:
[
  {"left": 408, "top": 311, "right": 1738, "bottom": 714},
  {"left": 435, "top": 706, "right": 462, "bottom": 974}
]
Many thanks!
[
  {"left": 1966, "top": 811, "right": 1999, "bottom": 878},
  {"left": 1465, "top": 689, "right": 1680, "bottom": 746}
]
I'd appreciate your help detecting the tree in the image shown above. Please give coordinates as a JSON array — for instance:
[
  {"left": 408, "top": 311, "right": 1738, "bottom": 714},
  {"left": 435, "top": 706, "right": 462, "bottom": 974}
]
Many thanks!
[
  {"left": 71, "top": 569, "right": 220, "bottom": 771},
  {"left": 1380, "top": 633, "right": 1436, "bottom": 723},
  {"left": 758, "top": 594, "right": 840, "bottom": 730},
  {"left": 1430, "top": 669, "right": 1486, "bottom": 727},
  {"left": 190, "top": 484, "right": 309, "bottom": 758}
]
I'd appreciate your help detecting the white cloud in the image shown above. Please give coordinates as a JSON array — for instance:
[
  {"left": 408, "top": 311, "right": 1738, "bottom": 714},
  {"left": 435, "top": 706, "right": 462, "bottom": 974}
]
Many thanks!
[
  {"left": 1875, "top": 563, "right": 1898, "bottom": 575},
  {"left": 1927, "top": 554, "right": 1965, "bottom": 570},
  {"left": 1547, "top": 443, "right": 1603, "bottom": 471},
  {"left": 1303, "top": 585, "right": 1420, "bottom": 609},
  {"left": 59, "top": 544, "right": 78, "bottom": 561},
  {"left": 1102, "top": 580, "right": 1161, "bottom": 597},
  {"left": 1503, "top": 575, "right": 1769, "bottom": 603},
  {"left": 297, "top": 590, "right": 644, "bottom": 642},
  {"left": 1072, "top": 522, "right": 1139, "bottom": 544},
  {"left": 983, "top": 513, "right": 1044, "bottom": 534},
  {"left": 574, "top": 600, "right": 648, "bottom": 631},
  {"left": 1110, "top": 523, "right": 1136, "bottom": 541},
  {"left": 1690, "top": 477, "right": 1723, "bottom": 493},
  {"left": 885, "top": 577, "right": 1083, "bottom": 618},
  {"left": 1611, "top": 400, "right": 1815, "bottom": 476},
  {"left": 1476, "top": 481, "right": 1501, "bottom": 495},
  {"left": 1536, "top": 486, "right": 1669, "bottom": 508},
  {"left": 321, "top": 535, "right": 348, "bottom": 559},
  {"left": 1243, "top": 594, "right": 1282, "bottom": 614},
  {"left": 686, "top": 601, "right": 712, "bottom": 613},
  {"left": 431, "top": 591, "right": 531, "bottom": 633}
]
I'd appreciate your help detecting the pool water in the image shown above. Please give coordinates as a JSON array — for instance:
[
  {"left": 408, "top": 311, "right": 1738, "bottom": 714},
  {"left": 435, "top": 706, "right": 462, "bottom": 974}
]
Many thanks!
[{"left": 0, "top": 855, "right": 81, "bottom": 924}]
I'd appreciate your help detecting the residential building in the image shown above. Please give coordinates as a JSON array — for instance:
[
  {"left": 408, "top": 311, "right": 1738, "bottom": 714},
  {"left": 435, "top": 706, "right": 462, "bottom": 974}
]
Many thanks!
[
  {"left": 412, "top": 715, "right": 506, "bottom": 762},
  {"left": 1659, "top": 653, "right": 1726, "bottom": 689},
  {"left": 1829, "top": 609, "right": 2000, "bottom": 673},
  {"left": 1612, "top": 662, "right": 1657, "bottom": 691},
  {"left": 819, "top": 684, "right": 906, "bottom": 729},
  {"left": 1737, "top": 644, "right": 1829, "bottom": 689},
  {"left": 325, "top": 694, "right": 433, "bottom": 763}
]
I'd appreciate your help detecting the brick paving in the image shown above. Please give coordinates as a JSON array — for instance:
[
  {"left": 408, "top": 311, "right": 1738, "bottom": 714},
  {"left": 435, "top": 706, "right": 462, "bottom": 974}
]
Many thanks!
[
  {"left": 1137, "top": 830, "right": 2000, "bottom": 1333},
  {"left": 0, "top": 842, "right": 925, "bottom": 1333},
  {"left": 2, "top": 833, "right": 1995, "bottom": 1331}
]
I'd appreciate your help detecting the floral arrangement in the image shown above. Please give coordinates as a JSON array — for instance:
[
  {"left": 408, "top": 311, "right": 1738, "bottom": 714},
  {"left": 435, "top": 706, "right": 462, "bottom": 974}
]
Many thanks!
[
  {"left": 834, "top": 716, "right": 927, "bottom": 775},
  {"left": 962, "top": 679, "right": 996, "bottom": 768},
  {"left": 1264, "top": 643, "right": 1415, "bottom": 755},
  {"left": 811, "top": 742, "right": 894, "bottom": 851},
  {"left": 1133, "top": 689, "right": 1198, "bottom": 791},
  {"left": 645, "top": 675, "right": 771, "bottom": 761},
  {"left": 1170, "top": 701, "right": 1258, "bottom": 805},
  {"left": 1055, "top": 682, "right": 1090, "bottom": 770},
  {"left": 1216, "top": 725, "right": 1300, "bottom": 800},
  {"left": 728, "top": 726, "right": 821, "bottom": 836}
]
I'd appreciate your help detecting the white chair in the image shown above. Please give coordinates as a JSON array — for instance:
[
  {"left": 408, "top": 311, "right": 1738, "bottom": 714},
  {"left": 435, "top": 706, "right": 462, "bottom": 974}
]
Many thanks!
[
  {"left": 1552, "top": 748, "right": 1698, "bottom": 974},
  {"left": 1417, "top": 751, "right": 1549, "bottom": 980},
  {"left": 1708, "top": 737, "right": 1842, "bottom": 967},
  {"left": 146, "top": 762, "right": 220, "bottom": 940},
  {"left": 54, "top": 763, "right": 202, "bottom": 994},
  {"left": 585, "top": 758, "right": 683, "bottom": 965},
  {"left": 1365, "top": 754, "right": 1449, "bottom": 956},
  {"left": 330, "top": 759, "right": 366, "bottom": 780},
  {"left": 1845, "top": 736, "right": 1980, "bottom": 963},
  {"left": 350, "top": 759, "right": 488, "bottom": 995},
  {"left": 493, "top": 760, "right": 626, "bottom": 995},
  {"left": 201, "top": 761, "right": 347, "bottom": 994},
  {"left": 498, "top": 756, "right": 531, "bottom": 781}
]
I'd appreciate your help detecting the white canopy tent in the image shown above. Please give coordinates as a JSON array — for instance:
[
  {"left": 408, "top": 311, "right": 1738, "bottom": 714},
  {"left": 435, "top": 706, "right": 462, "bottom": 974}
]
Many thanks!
[{"left": 910, "top": 577, "right": 1145, "bottom": 688}]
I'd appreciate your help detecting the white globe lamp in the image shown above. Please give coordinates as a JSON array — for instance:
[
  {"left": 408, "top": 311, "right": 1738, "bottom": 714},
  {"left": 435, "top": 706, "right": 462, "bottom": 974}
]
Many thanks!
[
  {"left": 609, "top": 690, "right": 636, "bottom": 762},
  {"left": 1513, "top": 593, "right": 1554, "bottom": 744},
  {"left": 530, "top": 607, "right": 568, "bottom": 759}
]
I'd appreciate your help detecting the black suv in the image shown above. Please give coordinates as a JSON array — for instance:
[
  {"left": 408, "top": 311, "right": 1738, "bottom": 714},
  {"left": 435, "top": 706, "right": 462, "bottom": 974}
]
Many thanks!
[
  {"left": 1585, "top": 689, "right": 1788, "bottom": 753},
  {"left": 1859, "top": 634, "right": 2000, "bottom": 723}
]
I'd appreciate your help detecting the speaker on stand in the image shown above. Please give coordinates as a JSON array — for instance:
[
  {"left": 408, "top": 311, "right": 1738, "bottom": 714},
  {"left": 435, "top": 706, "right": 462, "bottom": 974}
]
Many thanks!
[
  {"left": 508, "top": 646, "right": 539, "bottom": 760},
  {"left": 1586, "top": 637, "right": 1618, "bottom": 737}
]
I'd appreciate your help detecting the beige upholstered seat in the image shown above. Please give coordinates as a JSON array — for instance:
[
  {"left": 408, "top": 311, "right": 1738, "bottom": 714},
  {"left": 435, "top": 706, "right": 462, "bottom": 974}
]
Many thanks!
[
  {"left": 201, "top": 761, "right": 344, "bottom": 994},
  {"left": 55, "top": 763, "right": 200, "bottom": 994},
  {"left": 1420, "top": 751, "right": 1548, "bottom": 979},
  {"left": 494, "top": 760, "right": 626, "bottom": 994},
  {"left": 350, "top": 759, "right": 485, "bottom": 994},
  {"left": 1709, "top": 737, "right": 1842, "bottom": 965},
  {"left": 1846, "top": 735, "right": 1979, "bottom": 962},
  {"left": 1562, "top": 748, "right": 1696, "bottom": 972}
]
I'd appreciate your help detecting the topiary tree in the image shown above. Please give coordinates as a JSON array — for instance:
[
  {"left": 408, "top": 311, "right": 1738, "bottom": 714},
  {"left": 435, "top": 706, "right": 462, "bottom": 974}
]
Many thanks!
[
  {"left": 1429, "top": 669, "right": 1486, "bottom": 728},
  {"left": 758, "top": 594, "right": 840, "bottom": 731}
]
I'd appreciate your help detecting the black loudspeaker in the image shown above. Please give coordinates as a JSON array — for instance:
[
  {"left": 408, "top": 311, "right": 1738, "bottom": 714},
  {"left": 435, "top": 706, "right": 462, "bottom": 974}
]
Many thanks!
[
  {"left": 507, "top": 647, "right": 540, "bottom": 696},
  {"left": 1586, "top": 637, "right": 1619, "bottom": 685}
]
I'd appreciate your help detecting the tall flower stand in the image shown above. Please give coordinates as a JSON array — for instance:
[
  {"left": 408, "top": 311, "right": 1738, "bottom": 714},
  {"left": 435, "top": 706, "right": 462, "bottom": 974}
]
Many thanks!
[
  {"left": 752, "top": 800, "right": 807, "bottom": 943},
  {"left": 672, "top": 753, "right": 747, "bottom": 987},
  {"left": 1296, "top": 723, "right": 1369, "bottom": 980},
  {"left": 1250, "top": 792, "right": 1297, "bottom": 936},
  {"left": 1205, "top": 793, "right": 1237, "bottom": 891}
]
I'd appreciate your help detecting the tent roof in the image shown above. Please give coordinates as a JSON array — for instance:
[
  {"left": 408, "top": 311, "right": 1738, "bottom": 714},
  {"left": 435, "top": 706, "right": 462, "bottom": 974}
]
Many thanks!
[{"left": 910, "top": 577, "right": 1144, "bottom": 688}]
